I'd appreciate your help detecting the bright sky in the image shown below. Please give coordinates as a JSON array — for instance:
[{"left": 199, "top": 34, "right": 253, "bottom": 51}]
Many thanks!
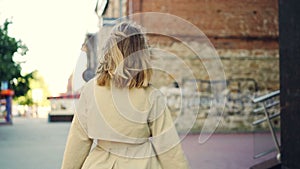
[{"left": 0, "top": 0, "right": 99, "bottom": 96}]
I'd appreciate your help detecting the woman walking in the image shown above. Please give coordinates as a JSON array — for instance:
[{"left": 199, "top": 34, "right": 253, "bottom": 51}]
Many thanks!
[{"left": 61, "top": 21, "right": 190, "bottom": 169}]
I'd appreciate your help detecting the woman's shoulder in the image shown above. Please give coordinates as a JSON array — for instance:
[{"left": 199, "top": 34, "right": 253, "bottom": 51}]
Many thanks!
[
  {"left": 82, "top": 80, "right": 164, "bottom": 99},
  {"left": 134, "top": 85, "right": 167, "bottom": 106}
]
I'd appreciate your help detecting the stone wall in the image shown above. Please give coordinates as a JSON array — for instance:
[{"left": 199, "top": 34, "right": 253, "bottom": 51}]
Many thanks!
[
  {"left": 148, "top": 39, "right": 279, "bottom": 132},
  {"left": 149, "top": 40, "right": 279, "bottom": 90},
  {"left": 161, "top": 86, "right": 280, "bottom": 133}
]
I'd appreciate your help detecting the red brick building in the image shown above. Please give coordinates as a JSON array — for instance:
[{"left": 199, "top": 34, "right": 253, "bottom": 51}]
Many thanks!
[{"left": 127, "top": 0, "right": 278, "bottom": 50}]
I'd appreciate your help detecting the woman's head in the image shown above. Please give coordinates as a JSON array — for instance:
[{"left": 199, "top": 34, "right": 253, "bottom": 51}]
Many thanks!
[{"left": 96, "top": 21, "right": 152, "bottom": 88}]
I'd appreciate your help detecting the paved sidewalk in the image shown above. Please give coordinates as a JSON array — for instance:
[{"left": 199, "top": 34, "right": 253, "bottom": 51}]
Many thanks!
[
  {"left": 0, "top": 117, "right": 275, "bottom": 169},
  {"left": 181, "top": 134, "right": 275, "bottom": 169},
  {"left": 0, "top": 118, "right": 70, "bottom": 169}
]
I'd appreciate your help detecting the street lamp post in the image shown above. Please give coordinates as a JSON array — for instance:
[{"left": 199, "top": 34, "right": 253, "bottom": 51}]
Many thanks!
[{"left": 82, "top": 0, "right": 109, "bottom": 82}]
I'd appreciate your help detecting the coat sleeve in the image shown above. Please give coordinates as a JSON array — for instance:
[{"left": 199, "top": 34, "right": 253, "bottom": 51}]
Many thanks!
[
  {"left": 148, "top": 92, "right": 190, "bottom": 169},
  {"left": 61, "top": 114, "right": 93, "bottom": 169}
]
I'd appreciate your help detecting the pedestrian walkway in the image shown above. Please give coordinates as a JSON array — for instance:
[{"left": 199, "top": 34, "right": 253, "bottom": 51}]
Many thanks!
[
  {"left": 0, "top": 117, "right": 70, "bottom": 169},
  {"left": 0, "top": 117, "right": 275, "bottom": 169},
  {"left": 182, "top": 134, "right": 275, "bottom": 169}
]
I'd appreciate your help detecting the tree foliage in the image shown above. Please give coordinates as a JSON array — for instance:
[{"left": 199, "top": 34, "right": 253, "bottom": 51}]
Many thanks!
[
  {"left": 0, "top": 19, "right": 32, "bottom": 97},
  {"left": 15, "top": 70, "right": 50, "bottom": 106}
]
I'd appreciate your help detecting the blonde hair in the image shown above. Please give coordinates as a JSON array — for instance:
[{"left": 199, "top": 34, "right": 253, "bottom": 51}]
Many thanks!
[{"left": 96, "top": 22, "right": 152, "bottom": 88}]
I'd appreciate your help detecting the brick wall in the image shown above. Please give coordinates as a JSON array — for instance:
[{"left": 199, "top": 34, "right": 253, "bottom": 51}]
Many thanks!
[{"left": 128, "top": 0, "right": 278, "bottom": 49}]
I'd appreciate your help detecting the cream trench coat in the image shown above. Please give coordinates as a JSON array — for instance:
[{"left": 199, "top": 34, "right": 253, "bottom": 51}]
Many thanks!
[{"left": 61, "top": 78, "right": 190, "bottom": 169}]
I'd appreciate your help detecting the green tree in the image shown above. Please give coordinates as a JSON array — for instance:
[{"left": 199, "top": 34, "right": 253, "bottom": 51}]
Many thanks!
[
  {"left": 15, "top": 70, "right": 50, "bottom": 106},
  {"left": 0, "top": 19, "right": 32, "bottom": 97}
]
